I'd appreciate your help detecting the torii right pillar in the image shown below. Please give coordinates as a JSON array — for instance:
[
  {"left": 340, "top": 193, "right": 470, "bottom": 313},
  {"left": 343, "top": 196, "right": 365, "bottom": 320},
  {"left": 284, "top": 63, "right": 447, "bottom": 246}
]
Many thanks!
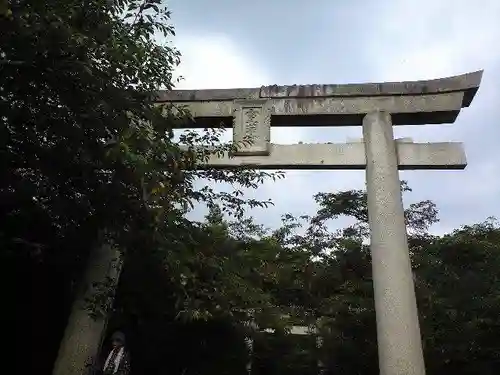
[
  {"left": 360, "top": 82, "right": 482, "bottom": 374},
  {"left": 363, "top": 110, "right": 425, "bottom": 375}
]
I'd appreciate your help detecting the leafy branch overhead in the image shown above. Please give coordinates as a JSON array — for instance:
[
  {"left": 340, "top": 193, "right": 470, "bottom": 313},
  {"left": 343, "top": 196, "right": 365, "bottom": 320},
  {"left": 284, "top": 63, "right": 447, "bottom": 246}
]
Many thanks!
[
  {"left": 1, "top": 0, "right": 280, "bottom": 262},
  {"left": 1, "top": 0, "right": 281, "bottom": 365},
  {"left": 115, "top": 182, "right": 500, "bottom": 375}
]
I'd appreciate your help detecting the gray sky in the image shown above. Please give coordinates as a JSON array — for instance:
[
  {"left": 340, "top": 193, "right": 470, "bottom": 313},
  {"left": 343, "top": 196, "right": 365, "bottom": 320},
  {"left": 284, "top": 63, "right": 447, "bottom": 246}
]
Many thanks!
[{"left": 166, "top": 0, "right": 500, "bottom": 234}]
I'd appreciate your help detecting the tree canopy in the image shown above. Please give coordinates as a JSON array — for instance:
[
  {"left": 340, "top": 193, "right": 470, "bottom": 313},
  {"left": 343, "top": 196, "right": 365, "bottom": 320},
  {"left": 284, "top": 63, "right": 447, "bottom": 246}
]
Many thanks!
[
  {"left": 1, "top": 0, "right": 277, "bottom": 372},
  {"left": 112, "top": 183, "right": 500, "bottom": 375}
]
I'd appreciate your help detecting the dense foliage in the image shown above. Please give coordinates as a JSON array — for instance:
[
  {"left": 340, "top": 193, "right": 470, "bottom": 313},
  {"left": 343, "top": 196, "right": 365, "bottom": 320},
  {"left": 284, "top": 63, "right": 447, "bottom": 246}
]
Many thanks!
[
  {"left": 111, "top": 185, "right": 500, "bottom": 375},
  {"left": 1, "top": 1, "right": 278, "bottom": 373}
]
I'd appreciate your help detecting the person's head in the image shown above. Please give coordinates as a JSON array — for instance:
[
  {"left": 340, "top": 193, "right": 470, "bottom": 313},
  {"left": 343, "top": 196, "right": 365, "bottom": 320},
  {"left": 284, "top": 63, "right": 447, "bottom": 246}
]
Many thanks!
[{"left": 111, "top": 331, "right": 125, "bottom": 348}]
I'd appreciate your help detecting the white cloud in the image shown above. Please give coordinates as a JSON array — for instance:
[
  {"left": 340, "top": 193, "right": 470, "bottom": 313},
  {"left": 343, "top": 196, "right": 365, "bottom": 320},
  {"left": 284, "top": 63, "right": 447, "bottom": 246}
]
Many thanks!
[
  {"left": 366, "top": 0, "right": 500, "bottom": 233},
  {"left": 369, "top": 0, "right": 500, "bottom": 81},
  {"left": 174, "top": 34, "right": 271, "bottom": 90},
  {"left": 172, "top": 33, "right": 320, "bottom": 223}
]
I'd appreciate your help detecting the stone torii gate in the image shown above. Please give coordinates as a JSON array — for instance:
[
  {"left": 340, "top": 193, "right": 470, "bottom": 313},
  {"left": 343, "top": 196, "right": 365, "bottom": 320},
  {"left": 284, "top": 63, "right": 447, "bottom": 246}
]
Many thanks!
[
  {"left": 158, "top": 70, "right": 483, "bottom": 375},
  {"left": 51, "top": 71, "right": 483, "bottom": 375}
]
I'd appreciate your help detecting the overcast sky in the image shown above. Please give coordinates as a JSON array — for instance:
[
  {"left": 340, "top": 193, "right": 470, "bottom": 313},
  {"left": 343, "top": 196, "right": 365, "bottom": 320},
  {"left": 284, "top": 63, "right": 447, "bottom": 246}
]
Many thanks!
[{"left": 165, "top": 0, "right": 500, "bottom": 234}]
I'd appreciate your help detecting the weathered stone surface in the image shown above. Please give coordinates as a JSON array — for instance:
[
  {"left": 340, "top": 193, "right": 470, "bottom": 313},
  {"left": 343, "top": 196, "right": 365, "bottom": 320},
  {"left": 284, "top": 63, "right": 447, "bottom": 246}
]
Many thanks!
[
  {"left": 180, "top": 92, "right": 462, "bottom": 116},
  {"left": 157, "top": 70, "right": 482, "bottom": 107},
  {"left": 232, "top": 100, "right": 271, "bottom": 155},
  {"left": 193, "top": 142, "right": 466, "bottom": 170},
  {"left": 270, "top": 92, "right": 464, "bottom": 116},
  {"left": 158, "top": 71, "right": 483, "bottom": 127},
  {"left": 166, "top": 91, "right": 465, "bottom": 127},
  {"left": 363, "top": 111, "right": 426, "bottom": 375},
  {"left": 259, "top": 70, "right": 482, "bottom": 107}
]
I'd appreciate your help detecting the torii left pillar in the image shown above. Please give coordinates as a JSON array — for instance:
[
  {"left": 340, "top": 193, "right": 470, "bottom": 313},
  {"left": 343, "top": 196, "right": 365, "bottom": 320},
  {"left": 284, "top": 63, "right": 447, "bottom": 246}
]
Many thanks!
[{"left": 52, "top": 244, "right": 122, "bottom": 375}]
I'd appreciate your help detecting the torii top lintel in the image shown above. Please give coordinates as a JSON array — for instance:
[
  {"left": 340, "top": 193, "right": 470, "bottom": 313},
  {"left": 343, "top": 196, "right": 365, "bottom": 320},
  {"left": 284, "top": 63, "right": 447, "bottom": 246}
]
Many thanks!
[{"left": 156, "top": 70, "right": 483, "bottom": 126}]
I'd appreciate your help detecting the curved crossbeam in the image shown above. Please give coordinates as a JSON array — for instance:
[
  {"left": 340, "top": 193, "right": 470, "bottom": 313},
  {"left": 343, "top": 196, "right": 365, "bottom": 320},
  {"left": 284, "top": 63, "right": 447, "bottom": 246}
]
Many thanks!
[{"left": 157, "top": 71, "right": 483, "bottom": 126}]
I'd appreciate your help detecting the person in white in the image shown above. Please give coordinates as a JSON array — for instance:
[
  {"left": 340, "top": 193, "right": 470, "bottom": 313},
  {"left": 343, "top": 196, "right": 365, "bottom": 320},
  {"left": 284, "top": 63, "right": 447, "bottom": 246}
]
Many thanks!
[{"left": 102, "top": 331, "right": 130, "bottom": 375}]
